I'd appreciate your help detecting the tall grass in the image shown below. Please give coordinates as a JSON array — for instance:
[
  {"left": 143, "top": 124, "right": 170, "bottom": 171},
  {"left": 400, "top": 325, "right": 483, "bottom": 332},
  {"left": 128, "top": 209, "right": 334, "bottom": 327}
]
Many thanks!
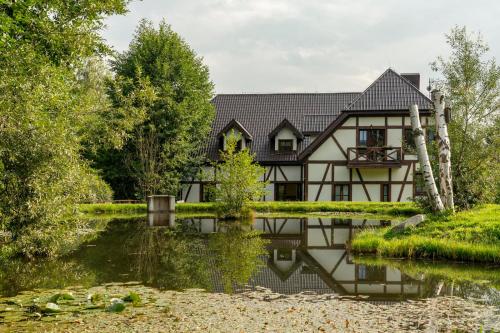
[
  {"left": 79, "top": 201, "right": 420, "bottom": 216},
  {"left": 352, "top": 204, "right": 500, "bottom": 263},
  {"left": 249, "top": 201, "right": 419, "bottom": 216}
]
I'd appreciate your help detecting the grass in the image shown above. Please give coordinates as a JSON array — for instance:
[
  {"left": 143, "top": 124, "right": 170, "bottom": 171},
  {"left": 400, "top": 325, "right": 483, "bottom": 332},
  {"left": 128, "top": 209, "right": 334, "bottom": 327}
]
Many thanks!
[
  {"left": 79, "top": 201, "right": 420, "bottom": 217},
  {"left": 351, "top": 204, "right": 500, "bottom": 263}
]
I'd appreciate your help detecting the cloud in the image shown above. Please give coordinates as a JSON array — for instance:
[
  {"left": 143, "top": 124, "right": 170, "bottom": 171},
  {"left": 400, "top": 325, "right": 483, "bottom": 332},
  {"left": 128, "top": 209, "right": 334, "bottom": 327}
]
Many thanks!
[{"left": 102, "top": 0, "right": 500, "bottom": 93}]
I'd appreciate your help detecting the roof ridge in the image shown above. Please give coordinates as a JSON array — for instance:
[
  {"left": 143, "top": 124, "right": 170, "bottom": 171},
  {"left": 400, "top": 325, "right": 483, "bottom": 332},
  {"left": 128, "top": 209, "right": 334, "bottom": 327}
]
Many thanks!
[
  {"left": 214, "top": 92, "right": 361, "bottom": 96},
  {"left": 345, "top": 68, "right": 432, "bottom": 111},
  {"left": 344, "top": 68, "right": 393, "bottom": 110}
]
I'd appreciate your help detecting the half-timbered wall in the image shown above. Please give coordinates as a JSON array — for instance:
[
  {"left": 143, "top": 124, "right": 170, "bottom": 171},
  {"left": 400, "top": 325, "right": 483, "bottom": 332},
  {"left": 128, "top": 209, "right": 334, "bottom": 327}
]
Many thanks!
[
  {"left": 304, "top": 114, "right": 430, "bottom": 202},
  {"left": 181, "top": 164, "right": 303, "bottom": 202},
  {"left": 262, "top": 165, "right": 302, "bottom": 201}
]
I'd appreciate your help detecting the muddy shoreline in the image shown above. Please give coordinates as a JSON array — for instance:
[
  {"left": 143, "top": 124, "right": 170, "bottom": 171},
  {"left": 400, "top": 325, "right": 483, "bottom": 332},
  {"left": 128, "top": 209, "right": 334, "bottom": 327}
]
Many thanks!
[{"left": 1, "top": 285, "right": 499, "bottom": 332}]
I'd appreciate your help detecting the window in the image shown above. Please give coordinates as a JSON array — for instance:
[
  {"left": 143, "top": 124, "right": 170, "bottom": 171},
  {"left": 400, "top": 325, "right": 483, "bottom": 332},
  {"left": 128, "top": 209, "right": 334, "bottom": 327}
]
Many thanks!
[
  {"left": 357, "top": 265, "right": 385, "bottom": 281},
  {"left": 278, "top": 139, "right": 294, "bottom": 152},
  {"left": 358, "top": 129, "right": 385, "bottom": 147},
  {"left": 275, "top": 183, "right": 301, "bottom": 201},
  {"left": 201, "top": 183, "right": 216, "bottom": 202},
  {"left": 334, "top": 184, "right": 350, "bottom": 201},
  {"left": 381, "top": 184, "right": 390, "bottom": 202},
  {"left": 403, "top": 128, "right": 417, "bottom": 153}
]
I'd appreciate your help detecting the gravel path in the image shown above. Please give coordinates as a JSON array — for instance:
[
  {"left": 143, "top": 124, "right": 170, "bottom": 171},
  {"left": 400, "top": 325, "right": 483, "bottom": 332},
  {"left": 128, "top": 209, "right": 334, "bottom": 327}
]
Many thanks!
[{"left": 1, "top": 285, "right": 498, "bottom": 332}]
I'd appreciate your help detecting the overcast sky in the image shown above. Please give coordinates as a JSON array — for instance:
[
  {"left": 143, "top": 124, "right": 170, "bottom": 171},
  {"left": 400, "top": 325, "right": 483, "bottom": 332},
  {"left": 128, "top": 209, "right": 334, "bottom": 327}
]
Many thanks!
[{"left": 102, "top": 0, "right": 500, "bottom": 94}]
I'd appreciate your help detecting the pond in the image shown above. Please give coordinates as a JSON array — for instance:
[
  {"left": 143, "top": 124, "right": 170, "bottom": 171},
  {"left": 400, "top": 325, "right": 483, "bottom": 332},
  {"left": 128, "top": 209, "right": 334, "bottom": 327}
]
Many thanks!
[{"left": 1, "top": 214, "right": 499, "bottom": 307}]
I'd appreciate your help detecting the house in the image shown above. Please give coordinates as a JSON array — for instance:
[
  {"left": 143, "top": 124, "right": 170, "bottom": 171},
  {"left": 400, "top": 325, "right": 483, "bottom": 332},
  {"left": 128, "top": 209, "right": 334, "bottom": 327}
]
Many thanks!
[{"left": 180, "top": 68, "right": 434, "bottom": 202}]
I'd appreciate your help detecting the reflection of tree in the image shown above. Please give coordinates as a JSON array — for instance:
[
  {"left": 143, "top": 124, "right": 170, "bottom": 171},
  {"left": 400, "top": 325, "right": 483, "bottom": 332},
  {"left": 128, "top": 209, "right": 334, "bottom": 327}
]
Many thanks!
[
  {"left": 0, "top": 258, "right": 97, "bottom": 297},
  {"left": 131, "top": 224, "right": 212, "bottom": 291},
  {"left": 208, "top": 223, "right": 269, "bottom": 293}
]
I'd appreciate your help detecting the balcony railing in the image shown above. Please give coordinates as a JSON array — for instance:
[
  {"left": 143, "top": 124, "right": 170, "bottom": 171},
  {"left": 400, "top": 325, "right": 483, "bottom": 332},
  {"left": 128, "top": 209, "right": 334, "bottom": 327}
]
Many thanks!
[{"left": 346, "top": 147, "right": 402, "bottom": 168}]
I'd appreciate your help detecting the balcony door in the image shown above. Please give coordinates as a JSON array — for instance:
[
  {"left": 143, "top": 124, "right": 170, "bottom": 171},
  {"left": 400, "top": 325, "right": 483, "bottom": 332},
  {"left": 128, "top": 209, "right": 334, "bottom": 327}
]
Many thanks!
[{"left": 358, "top": 129, "right": 385, "bottom": 147}]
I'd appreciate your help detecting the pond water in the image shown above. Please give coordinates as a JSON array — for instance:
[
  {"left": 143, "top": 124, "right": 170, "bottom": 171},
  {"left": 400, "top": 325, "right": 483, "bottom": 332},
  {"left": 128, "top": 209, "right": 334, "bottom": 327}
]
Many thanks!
[{"left": 1, "top": 215, "right": 499, "bottom": 306}]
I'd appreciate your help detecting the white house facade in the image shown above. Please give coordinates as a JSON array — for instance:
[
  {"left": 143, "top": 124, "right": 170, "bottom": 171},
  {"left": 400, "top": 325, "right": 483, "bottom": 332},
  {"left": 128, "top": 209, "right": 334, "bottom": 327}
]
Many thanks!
[{"left": 181, "top": 69, "right": 436, "bottom": 203}]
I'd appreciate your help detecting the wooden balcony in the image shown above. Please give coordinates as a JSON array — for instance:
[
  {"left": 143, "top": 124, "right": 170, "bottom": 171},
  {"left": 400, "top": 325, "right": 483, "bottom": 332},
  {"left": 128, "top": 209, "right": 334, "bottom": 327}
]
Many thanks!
[{"left": 346, "top": 147, "right": 402, "bottom": 168}]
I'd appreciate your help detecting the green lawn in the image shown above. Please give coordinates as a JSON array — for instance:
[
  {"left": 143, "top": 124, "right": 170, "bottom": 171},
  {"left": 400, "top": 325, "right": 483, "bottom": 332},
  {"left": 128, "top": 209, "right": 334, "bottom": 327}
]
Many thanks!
[
  {"left": 352, "top": 204, "right": 500, "bottom": 263},
  {"left": 79, "top": 201, "right": 420, "bottom": 217}
]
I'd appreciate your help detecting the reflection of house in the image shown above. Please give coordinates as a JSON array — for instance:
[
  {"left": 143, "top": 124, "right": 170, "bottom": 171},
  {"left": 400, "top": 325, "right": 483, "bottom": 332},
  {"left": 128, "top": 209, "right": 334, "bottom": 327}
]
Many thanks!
[
  {"left": 181, "top": 69, "right": 434, "bottom": 203},
  {"left": 175, "top": 216, "right": 422, "bottom": 299}
]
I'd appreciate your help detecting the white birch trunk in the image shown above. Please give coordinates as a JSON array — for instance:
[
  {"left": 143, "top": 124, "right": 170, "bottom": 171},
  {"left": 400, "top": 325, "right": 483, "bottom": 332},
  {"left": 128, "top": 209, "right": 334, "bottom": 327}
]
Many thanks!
[
  {"left": 432, "top": 90, "right": 454, "bottom": 211},
  {"left": 410, "top": 104, "right": 445, "bottom": 212}
]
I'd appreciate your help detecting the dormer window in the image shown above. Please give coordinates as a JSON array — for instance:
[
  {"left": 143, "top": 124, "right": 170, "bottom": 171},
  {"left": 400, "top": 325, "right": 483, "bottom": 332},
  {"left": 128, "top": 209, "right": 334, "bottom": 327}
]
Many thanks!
[
  {"left": 278, "top": 139, "right": 293, "bottom": 152},
  {"left": 217, "top": 119, "right": 253, "bottom": 152},
  {"left": 268, "top": 119, "right": 303, "bottom": 153}
]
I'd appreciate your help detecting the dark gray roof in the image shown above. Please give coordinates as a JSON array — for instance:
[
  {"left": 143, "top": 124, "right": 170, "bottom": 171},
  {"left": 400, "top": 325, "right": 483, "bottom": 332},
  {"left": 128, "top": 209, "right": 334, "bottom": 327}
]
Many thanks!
[
  {"left": 204, "top": 69, "right": 433, "bottom": 163},
  {"left": 302, "top": 114, "right": 339, "bottom": 134},
  {"left": 346, "top": 69, "right": 433, "bottom": 111},
  {"left": 205, "top": 93, "right": 360, "bottom": 162}
]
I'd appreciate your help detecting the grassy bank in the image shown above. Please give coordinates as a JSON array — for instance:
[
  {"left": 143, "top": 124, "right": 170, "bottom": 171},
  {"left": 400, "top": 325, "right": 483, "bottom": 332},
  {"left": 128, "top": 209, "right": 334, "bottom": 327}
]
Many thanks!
[
  {"left": 79, "top": 201, "right": 420, "bottom": 217},
  {"left": 352, "top": 204, "right": 500, "bottom": 263}
]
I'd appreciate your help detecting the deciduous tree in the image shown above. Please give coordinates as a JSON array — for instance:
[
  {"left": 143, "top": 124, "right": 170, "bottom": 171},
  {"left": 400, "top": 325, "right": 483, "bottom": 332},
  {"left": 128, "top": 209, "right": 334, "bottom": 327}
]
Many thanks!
[
  {"left": 100, "top": 20, "right": 215, "bottom": 199},
  {"left": 214, "top": 132, "right": 268, "bottom": 218},
  {"left": 431, "top": 26, "right": 500, "bottom": 209}
]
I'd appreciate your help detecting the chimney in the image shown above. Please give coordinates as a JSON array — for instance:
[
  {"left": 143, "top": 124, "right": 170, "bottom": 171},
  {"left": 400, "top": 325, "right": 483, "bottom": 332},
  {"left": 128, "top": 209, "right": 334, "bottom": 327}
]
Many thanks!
[{"left": 401, "top": 73, "right": 420, "bottom": 90}]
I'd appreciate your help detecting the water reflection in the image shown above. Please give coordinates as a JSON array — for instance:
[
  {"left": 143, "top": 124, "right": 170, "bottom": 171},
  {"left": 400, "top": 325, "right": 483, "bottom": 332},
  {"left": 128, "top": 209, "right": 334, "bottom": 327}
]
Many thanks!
[
  {"left": 170, "top": 216, "right": 420, "bottom": 300},
  {"left": 0, "top": 214, "right": 498, "bottom": 306}
]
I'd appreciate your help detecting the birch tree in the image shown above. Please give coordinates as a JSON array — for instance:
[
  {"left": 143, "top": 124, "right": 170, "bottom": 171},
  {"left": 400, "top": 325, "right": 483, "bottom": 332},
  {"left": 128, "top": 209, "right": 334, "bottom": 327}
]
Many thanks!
[
  {"left": 410, "top": 105, "right": 445, "bottom": 212},
  {"left": 432, "top": 90, "right": 454, "bottom": 211},
  {"left": 431, "top": 26, "right": 499, "bottom": 209}
]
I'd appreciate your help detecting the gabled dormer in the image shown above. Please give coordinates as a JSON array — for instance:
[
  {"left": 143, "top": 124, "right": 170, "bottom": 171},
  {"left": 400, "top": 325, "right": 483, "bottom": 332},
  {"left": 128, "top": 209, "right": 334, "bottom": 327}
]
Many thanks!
[
  {"left": 217, "top": 119, "right": 253, "bottom": 151},
  {"left": 268, "top": 119, "right": 303, "bottom": 152}
]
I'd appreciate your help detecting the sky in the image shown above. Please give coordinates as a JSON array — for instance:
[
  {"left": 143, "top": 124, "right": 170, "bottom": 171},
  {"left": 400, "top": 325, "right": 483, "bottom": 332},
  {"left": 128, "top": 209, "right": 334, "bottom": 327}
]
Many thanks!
[{"left": 102, "top": 0, "right": 500, "bottom": 94}]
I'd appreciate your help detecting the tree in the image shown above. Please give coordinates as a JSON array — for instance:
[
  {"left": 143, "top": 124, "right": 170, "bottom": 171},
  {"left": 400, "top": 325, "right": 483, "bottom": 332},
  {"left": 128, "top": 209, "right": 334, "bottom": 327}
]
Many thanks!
[
  {"left": 99, "top": 19, "right": 215, "bottom": 199},
  {"left": 431, "top": 26, "right": 500, "bottom": 209},
  {"left": 0, "top": 1, "right": 141, "bottom": 257},
  {"left": 0, "top": 0, "right": 127, "bottom": 66},
  {"left": 214, "top": 132, "right": 268, "bottom": 218},
  {"left": 410, "top": 105, "right": 445, "bottom": 212},
  {"left": 431, "top": 90, "right": 454, "bottom": 211}
]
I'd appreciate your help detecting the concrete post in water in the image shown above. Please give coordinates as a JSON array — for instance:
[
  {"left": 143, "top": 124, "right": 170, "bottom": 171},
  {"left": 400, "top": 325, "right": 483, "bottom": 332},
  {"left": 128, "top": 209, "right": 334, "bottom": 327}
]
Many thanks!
[
  {"left": 147, "top": 195, "right": 175, "bottom": 213},
  {"left": 147, "top": 195, "right": 176, "bottom": 227}
]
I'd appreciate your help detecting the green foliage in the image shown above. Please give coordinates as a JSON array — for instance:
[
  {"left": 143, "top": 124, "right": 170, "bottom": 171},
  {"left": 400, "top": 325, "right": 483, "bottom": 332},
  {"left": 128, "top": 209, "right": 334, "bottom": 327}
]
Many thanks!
[
  {"left": 352, "top": 204, "right": 500, "bottom": 262},
  {"left": 213, "top": 132, "right": 268, "bottom": 218},
  {"left": 208, "top": 223, "right": 268, "bottom": 293},
  {"left": 122, "top": 292, "right": 141, "bottom": 306},
  {"left": 431, "top": 26, "right": 500, "bottom": 209},
  {"left": 106, "top": 301, "right": 126, "bottom": 313},
  {"left": 0, "top": 1, "right": 141, "bottom": 258},
  {"left": 0, "top": 0, "right": 128, "bottom": 65},
  {"left": 78, "top": 201, "right": 420, "bottom": 217},
  {"left": 96, "top": 19, "right": 215, "bottom": 199},
  {"left": 250, "top": 201, "right": 420, "bottom": 216}
]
